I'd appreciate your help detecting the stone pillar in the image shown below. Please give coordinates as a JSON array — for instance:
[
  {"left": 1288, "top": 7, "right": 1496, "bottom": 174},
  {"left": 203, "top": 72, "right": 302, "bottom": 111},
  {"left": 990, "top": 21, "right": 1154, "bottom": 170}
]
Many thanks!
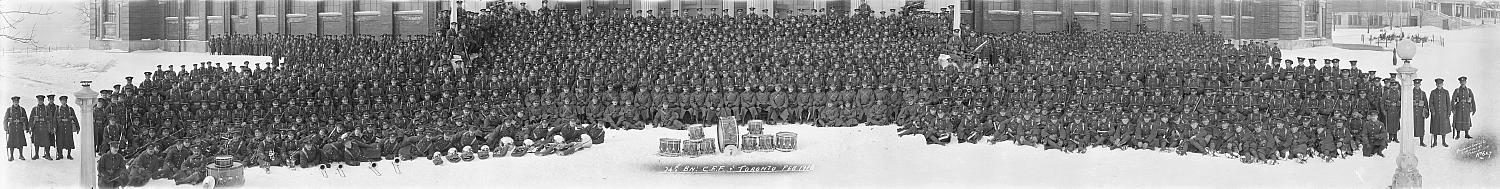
[
  {"left": 1210, "top": 0, "right": 1220, "bottom": 35},
  {"left": 972, "top": 0, "right": 985, "bottom": 32},
  {"left": 74, "top": 81, "right": 100, "bottom": 188},
  {"left": 344, "top": 0, "right": 356, "bottom": 35},
  {"left": 1391, "top": 49, "right": 1423, "bottom": 189},
  {"left": 425, "top": 2, "right": 440, "bottom": 34},
  {"left": 1097, "top": 0, "right": 1111, "bottom": 30},
  {"left": 1129, "top": 0, "right": 1142, "bottom": 30},
  {"left": 1018, "top": 0, "right": 1033, "bottom": 32},
  {"left": 1061, "top": 0, "right": 1075, "bottom": 26},
  {"left": 277, "top": 0, "right": 288, "bottom": 34},
  {"left": 1161, "top": 0, "right": 1172, "bottom": 31}
]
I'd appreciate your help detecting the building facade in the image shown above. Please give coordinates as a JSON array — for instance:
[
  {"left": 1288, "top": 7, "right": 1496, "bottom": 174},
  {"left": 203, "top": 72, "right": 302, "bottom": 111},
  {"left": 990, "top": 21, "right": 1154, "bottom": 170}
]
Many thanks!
[
  {"left": 92, "top": 0, "right": 447, "bottom": 51},
  {"left": 90, "top": 0, "right": 1337, "bottom": 51},
  {"left": 957, "top": 0, "right": 1333, "bottom": 43},
  {"left": 1330, "top": 0, "right": 1497, "bottom": 29}
]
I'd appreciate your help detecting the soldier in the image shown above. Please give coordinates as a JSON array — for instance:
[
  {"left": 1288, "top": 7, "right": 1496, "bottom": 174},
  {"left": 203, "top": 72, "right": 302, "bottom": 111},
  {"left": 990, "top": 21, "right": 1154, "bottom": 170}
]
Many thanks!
[
  {"left": 29, "top": 95, "right": 53, "bottom": 160},
  {"left": 655, "top": 103, "right": 682, "bottom": 130},
  {"left": 817, "top": 103, "right": 838, "bottom": 127},
  {"left": 1382, "top": 80, "right": 1401, "bottom": 140},
  {"left": 1428, "top": 78, "right": 1452, "bottom": 147},
  {"left": 868, "top": 100, "right": 889, "bottom": 126},
  {"left": 1361, "top": 113, "right": 1388, "bottom": 157},
  {"left": 1412, "top": 79, "right": 1429, "bottom": 146},
  {"left": 55, "top": 96, "right": 79, "bottom": 159},
  {"left": 1451, "top": 77, "right": 1476, "bottom": 139},
  {"left": 6, "top": 96, "right": 27, "bottom": 161},
  {"left": 98, "top": 141, "right": 126, "bottom": 188}
]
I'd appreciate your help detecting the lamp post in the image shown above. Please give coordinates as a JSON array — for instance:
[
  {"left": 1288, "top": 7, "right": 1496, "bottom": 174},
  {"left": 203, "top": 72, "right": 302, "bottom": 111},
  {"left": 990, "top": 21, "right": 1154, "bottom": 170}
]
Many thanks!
[
  {"left": 1391, "top": 39, "right": 1421, "bottom": 189},
  {"left": 73, "top": 81, "right": 100, "bottom": 188}
]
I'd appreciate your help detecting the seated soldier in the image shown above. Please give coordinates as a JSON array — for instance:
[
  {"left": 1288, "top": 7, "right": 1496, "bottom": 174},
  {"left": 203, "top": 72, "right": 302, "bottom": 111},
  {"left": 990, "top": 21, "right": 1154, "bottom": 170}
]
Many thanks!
[{"left": 98, "top": 141, "right": 126, "bottom": 188}]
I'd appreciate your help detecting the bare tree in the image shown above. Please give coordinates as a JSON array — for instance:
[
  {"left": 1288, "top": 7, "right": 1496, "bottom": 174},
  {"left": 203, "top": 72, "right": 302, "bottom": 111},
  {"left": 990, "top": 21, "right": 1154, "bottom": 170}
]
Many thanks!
[
  {"left": 0, "top": 3, "right": 60, "bottom": 48},
  {"left": 75, "top": 0, "right": 98, "bottom": 40}
]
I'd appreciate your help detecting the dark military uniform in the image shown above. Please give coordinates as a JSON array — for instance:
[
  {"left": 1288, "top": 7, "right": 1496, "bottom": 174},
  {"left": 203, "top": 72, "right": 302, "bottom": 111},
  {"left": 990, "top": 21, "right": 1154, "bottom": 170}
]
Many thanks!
[
  {"left": 29, "top": 95, "right": 54, "bottom": 159},
  {"left": 1412, "top": 79, "right": 1429, "bottom": 145},
  {"left": 1452, "top": 77, "right": 1476, "bottom": 138},
  {"left": 6, "top": 96, "right": 27, "bottom": 160},
  {"left": 1427, "top": 79, "right": 1452, "bottom": 146},
  {"left": 55, "top": 96, "right": 79, "bottom": 159}
]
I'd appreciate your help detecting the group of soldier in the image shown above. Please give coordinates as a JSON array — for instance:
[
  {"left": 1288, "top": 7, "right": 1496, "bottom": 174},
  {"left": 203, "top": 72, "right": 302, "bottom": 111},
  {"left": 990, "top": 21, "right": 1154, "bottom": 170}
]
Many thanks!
[
  {"left": 34, "top": 4, "right": 1484, "bottom": 187},
  {"left": 6, "top": 95, "right": 81, "bottom": 161}
]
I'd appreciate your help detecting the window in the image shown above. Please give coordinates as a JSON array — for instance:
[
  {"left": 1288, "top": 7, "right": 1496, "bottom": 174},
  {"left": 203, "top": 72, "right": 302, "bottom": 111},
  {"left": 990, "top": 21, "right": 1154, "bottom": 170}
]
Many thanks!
[
  {"left": 1141, "top": 0, "right": 1161, "bottom": 14},
  {"left": 396, "top": 2, "right": 423, "bottom": 11},
  {"left": 1071, "top": 0, "right": 1095, "bottom": 12},
  {"left": 1197, "top": 0, "right": 1210, "bottom": 15},
  {"left": 1240, "top": 0, "right": 1253, "bottom": 17},
  {"left": 1305, "top": 0, "right": 1320, "bottom": 21},
  {"left": 234, "top": 1, "right": 246, "bottom": 16},
  {"left": 1034, "top": 0, "right": 1058, "bottom": 11},
  {"left": 257, "top": 1, "right": 268, "bottom": 14},
  {"left": 1110, "top": 0, "right": 1129, "bottom": 13},
  {"left": 1221, "top": 0, "right": 1234, "bottom": 16},
  {"left": 988, "top": 0, "right": 1016, "bottom": 11},
  {"left": 205, "top": 1, "right": 216, "bottom": 16},
  {"left": 1173, "top": 0, "right": 1190, "bottom": 14}
]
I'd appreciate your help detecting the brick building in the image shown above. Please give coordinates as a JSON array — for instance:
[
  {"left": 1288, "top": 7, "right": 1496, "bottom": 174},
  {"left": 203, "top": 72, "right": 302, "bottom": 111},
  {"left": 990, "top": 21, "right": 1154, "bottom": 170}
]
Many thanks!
[
  {"left": 951, "top": 0, "right": 1334, "bottom": 49},
  {"left": 1330, "top": 0, "right": 1498, "bottom": 29},
  {"left": 91, "top": 0, "right": 445, "bottom": 52},
  {"left": 89, "top": 0, "right": 1338, "bottom": 52}
]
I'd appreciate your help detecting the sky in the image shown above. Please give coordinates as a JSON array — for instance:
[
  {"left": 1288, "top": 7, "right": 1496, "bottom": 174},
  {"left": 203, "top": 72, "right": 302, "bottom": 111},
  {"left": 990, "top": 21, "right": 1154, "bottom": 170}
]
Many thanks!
[{"left": 2, "top": 0, "right": 92, "bottom": 51}]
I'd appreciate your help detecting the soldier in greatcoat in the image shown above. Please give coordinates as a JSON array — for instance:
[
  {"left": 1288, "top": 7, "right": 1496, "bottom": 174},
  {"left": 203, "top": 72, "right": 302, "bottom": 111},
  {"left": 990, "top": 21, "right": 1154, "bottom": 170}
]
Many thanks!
[
  {"left": 1412, "top": 79, "right": 1429, "bottom": 146},
  {"left": 1451, "top": 77, "right": 1476, "bottom": 139},
  {"left": 29, "top": 95, "right": 53, "bottom": 160},
  {"left": 55, "top": 96, "right": 79, "bottom": 159},
  {"left": 1427, "top": 79, "right": 1452, "bottom": 147}
]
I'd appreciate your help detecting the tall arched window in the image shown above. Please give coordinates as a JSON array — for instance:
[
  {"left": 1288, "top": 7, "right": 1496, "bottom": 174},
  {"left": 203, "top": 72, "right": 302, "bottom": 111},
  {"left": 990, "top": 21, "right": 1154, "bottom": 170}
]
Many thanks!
[{"left": 1305, "top": 0, "right": 1319, "bottom": 21}]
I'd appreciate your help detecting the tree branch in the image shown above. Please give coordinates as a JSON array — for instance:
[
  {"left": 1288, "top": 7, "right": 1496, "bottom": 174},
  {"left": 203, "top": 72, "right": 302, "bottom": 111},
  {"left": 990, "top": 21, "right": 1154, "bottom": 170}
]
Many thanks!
[
  {"left": 1, "top": 33, "right": 39, "bottom": 46},
  {"left": 0, "top": 10, "right": 58, "bottom": 15}
]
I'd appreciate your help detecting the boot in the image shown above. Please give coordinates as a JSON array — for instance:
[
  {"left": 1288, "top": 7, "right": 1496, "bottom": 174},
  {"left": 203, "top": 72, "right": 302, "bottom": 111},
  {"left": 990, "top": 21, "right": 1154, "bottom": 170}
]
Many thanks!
[
  {"left": 1430, "top": 136, "right": 1438, "bottom": 148},
  {"left": 1440, "top": 136, "right": 1449, "bottom": 147}
]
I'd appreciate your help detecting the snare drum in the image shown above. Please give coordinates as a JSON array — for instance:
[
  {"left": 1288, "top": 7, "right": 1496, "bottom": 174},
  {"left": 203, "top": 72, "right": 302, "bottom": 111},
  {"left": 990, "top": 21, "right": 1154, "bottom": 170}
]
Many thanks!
[
  {"left": 775, "top": 132, "right": 797, "bottom": 152},
  {"left": 684, "top": 139, "right": 703, "bottom": 157},
  {"left": 658, "top": 138, "right": 682, "bottom": 157},
  {"left": 757, "top": 134, "right": 776, "bottom": 152},
  {"left": 688, "top": 125, "right": 706, "bottom": 140},
  {"left": 702, "top": 138, "right": 718, "bottom": 155},
  {"left": 746, "top": 120, "right": 766, "bottom": 135},
  {"left": 741, "top": 134, "right": 760, "bottom": 153}
]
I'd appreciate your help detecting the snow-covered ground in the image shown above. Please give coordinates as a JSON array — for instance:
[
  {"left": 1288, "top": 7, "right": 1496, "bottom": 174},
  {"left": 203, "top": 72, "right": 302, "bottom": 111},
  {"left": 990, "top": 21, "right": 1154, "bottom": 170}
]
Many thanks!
[{"left": 3, "top": 26, "right": 1498, "bottom": 188}]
